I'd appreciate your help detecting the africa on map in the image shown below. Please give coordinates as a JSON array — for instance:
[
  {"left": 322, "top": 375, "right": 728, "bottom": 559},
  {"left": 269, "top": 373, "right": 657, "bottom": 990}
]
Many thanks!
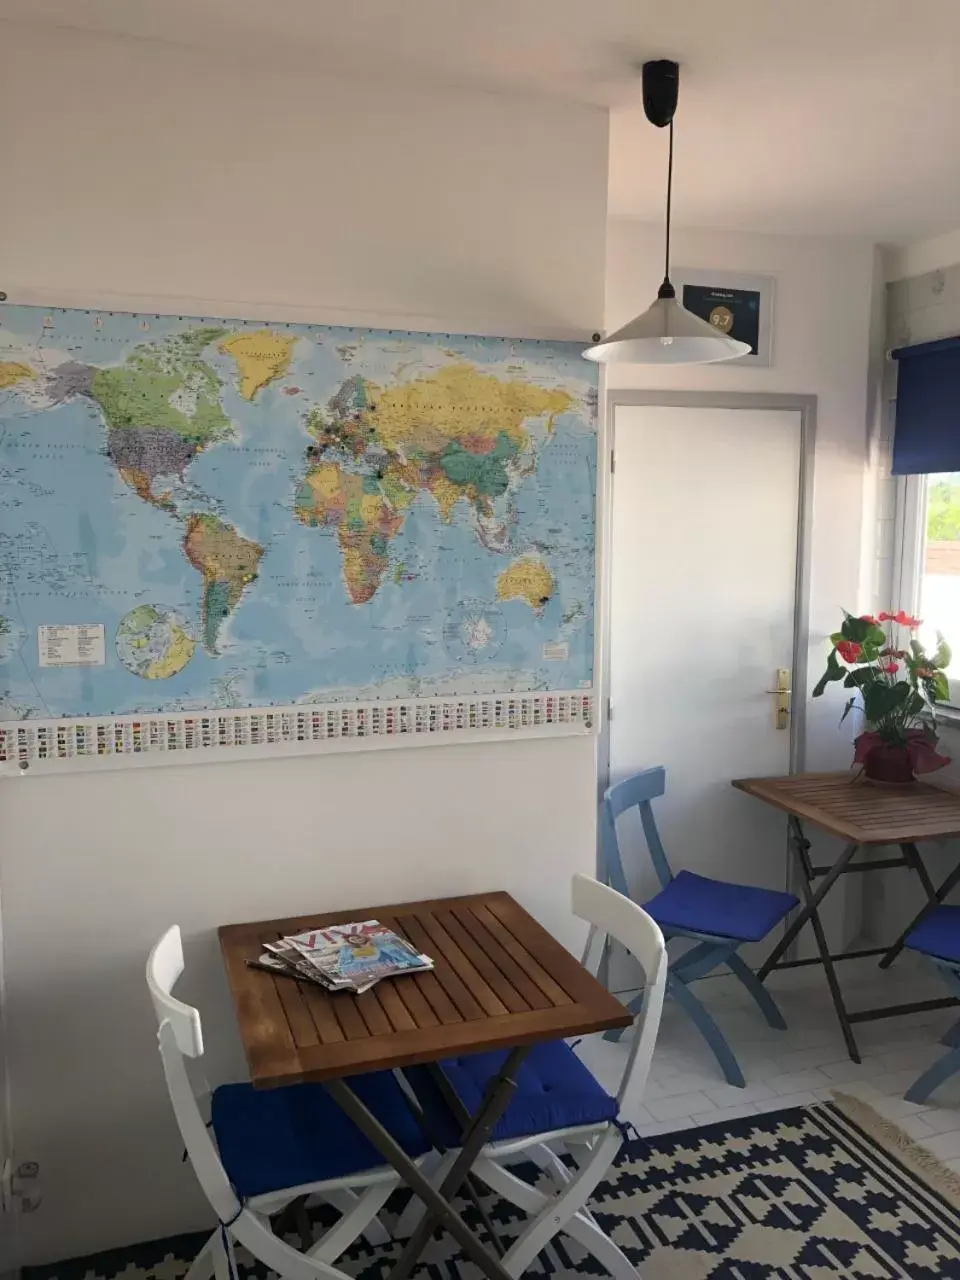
[{"left": 0, "top": 306, "right": 597, "bottom": 722}]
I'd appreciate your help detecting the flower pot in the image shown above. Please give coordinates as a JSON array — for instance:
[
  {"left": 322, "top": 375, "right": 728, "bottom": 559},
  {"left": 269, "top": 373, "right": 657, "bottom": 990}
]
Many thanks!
[
  {"left": 860, "top": 741, "right": 916, "bottom": 785},
  {"left": 854, "top": 728, "right": 950, "bottom": 782}
]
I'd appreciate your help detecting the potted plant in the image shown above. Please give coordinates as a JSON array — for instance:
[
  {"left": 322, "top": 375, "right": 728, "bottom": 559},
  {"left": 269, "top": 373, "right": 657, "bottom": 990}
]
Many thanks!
[{"left": 813, "top": 610, "right": 952, "bottom": 784}]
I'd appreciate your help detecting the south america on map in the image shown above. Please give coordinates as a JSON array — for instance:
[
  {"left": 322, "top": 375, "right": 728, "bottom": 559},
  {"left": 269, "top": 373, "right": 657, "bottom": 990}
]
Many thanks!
[{"left": 0, "top": 306, "right": 597, "bottom": 721}]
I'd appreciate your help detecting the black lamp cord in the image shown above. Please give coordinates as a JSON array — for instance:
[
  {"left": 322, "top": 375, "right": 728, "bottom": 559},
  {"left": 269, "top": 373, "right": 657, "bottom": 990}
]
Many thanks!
[{"left": 658, "top": 119, "right": 676, "bottom": 301}]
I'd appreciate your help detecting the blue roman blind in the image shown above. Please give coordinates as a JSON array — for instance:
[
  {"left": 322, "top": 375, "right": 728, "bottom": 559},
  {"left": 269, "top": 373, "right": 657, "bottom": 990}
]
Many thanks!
[{"left": 892, "top": 336, "right": 960, "bottom": 474}]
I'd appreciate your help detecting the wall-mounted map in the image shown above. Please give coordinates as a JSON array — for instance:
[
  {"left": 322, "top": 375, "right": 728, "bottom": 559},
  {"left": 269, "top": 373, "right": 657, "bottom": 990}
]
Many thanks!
[{"left": 0, "top": 306, "right": 597, "bottom": 723}]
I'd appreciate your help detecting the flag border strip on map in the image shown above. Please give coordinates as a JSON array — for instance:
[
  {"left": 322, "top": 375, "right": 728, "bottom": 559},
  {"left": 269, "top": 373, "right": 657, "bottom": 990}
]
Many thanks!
[{"left": 0, "top": 690, "right": 595, "bottom": 775}]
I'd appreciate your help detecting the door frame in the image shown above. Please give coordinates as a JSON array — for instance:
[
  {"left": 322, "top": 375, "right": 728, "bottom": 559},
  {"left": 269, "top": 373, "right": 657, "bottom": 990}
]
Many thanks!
[{"left": 597, "top": 390, "right": 818, "bottom": 809}]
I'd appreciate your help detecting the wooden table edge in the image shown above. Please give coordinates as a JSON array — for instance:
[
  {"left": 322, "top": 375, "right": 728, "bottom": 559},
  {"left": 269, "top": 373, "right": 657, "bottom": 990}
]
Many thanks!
[{"left": 732, "top": 772, "right": 960, "bottom": 844}]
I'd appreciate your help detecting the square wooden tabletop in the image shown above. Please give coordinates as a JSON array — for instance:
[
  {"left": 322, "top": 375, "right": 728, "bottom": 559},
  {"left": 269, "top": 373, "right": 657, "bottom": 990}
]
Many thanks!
[
  {"left": 219, "top": 890, "right": 632, "bottom": 1088},
  {"left": 733, "top": 771, "right": 960, "bottom": 844}
]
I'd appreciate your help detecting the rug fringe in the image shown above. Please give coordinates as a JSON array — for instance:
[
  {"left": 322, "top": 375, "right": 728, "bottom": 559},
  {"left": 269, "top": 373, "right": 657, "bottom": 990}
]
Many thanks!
[{"left": 830, "top": 1090, "right": 960, "bottom": 1208}]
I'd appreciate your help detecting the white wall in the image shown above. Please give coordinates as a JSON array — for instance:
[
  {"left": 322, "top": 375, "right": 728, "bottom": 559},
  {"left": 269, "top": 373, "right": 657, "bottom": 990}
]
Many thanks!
[
  {"left": 0, "top": 23, "right": 608, "bottom": 1263},
  {"left": 606, "top": 219, "right": 877, "bottom": 765},
  {"left": 605, "top": 218, "right": 878, "bottom": 943}
]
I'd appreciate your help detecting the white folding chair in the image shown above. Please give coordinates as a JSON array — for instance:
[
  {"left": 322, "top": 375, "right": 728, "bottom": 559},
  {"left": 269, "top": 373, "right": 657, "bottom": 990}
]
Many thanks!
[
  {"left": 147, "top": 926, "right": 431, "bottom": 1280},
  {"left": 399, "top": 873, "right": 667, "bottom": 1278}
]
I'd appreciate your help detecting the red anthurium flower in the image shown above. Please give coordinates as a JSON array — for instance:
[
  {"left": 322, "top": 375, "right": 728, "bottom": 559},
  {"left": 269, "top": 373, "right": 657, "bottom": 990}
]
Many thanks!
[
  {"left": 878, "top": 611, "right": 895, "bottom": 622},
  {"left": 893, "top": 610, "right": 923, "bottom": 628},
  {"left": 860, "top": 614, "right": 879, "bottom": 625},
  {"left": 836, "top": 640, "right": 863, "bottom": 663},
  {"left": 879, "top": 661, "right": 899, "bottom": 675}
]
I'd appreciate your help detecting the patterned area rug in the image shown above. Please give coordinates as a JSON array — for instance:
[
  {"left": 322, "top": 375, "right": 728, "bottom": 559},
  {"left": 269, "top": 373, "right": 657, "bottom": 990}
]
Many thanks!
[{"left": 25, "top": 1096, "right": 960, "bottom": 1279}]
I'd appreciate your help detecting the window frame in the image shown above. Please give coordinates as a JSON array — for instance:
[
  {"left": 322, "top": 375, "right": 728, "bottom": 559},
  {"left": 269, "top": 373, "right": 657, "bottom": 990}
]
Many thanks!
[{"left": 892, "top": 470, "right": 960, "bottom": 710}]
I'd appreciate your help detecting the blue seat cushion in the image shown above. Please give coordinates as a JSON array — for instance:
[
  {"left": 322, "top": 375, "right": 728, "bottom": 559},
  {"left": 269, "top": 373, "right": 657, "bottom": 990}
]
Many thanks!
[
  {"left": 405, "top": 1041, "right": 618, "bottom": 1147},
  {"left": 906, "top": 905, "right": 960, "bottom": 964},
  {"left": 643, "top": 870, "right": 798, "bottom": 943},
  {"left": 211, "top": 1070, "right": 429, "bottom": 1199}
]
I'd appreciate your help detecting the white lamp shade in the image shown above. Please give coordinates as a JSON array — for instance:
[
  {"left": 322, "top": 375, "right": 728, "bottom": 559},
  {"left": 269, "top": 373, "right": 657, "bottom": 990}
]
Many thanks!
[{"left": 583, "top": 296, "right": 752, "bottom": 365}]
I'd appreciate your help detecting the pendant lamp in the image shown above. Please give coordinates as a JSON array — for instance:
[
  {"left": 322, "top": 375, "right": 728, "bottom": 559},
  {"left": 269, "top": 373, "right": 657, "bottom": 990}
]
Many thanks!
[{"left": 584, "top": 60, "right": 751, "bottom": 366}]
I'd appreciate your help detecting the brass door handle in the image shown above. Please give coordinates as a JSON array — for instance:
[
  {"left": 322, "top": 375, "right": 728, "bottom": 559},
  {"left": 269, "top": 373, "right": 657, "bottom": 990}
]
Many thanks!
[{"left": 768, "top": 669, "right": 791, "bottom": 730}]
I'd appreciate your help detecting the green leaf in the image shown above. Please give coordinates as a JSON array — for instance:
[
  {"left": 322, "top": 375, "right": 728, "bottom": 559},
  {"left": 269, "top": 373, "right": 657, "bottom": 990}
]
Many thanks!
[
  {"left": 830, "top": 631, "right": 845, "bottom": 647},
  {"left": 934, "top": 632, "right": 953, "bottom": 669},
  {"left": 907, "top": 691, "right": 926, "bottom": 717},
  {"left": 843, "top": 667, "right": 877, "bottom": 689},
  {"left": 839, "top": 696, "right": 857, "bottom": 725},
  {"left": 911, "top": 638, "right": 925, "bottom": 660},
  {"left": 932, "top": 671, "right": 951, "bottom": 702},
  {"left": 841, "top": 615, "right": 874, "bottom": 642},
  {"left": 813, "top": 649, "right": 844, "bottom": 698},
  {"left": 863, "top": 681, "right": 907, "bottom": 722}
]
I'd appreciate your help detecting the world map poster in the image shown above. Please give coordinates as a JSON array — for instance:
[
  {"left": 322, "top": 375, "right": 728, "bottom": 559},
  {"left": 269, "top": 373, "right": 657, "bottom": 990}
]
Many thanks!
[{"left": 0, "top": 305, "right": 597, "bottom": 724}]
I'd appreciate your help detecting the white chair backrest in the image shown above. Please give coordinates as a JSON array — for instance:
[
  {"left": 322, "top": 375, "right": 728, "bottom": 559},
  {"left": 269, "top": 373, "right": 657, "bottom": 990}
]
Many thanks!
[
  {"left": 571, "top": 873, "right": 667, "bottom": 1111},
  {"left": 146, "top": 925, "right": 204, "bottom": 1058},
  {"left": 147, "top": 926, "right": 239, "bottom": 1224}
]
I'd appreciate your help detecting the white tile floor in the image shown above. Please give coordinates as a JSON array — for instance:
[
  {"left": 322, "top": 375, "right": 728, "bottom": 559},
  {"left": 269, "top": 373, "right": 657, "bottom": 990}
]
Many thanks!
[{"left": 576, "top": 951, "right": 960, "bottom": 1173}]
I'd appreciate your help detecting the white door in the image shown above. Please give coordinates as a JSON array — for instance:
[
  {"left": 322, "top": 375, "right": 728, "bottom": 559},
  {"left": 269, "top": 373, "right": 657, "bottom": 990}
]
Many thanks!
[{"left": 608, "top": 404, "right": 804, "bottom": 939}]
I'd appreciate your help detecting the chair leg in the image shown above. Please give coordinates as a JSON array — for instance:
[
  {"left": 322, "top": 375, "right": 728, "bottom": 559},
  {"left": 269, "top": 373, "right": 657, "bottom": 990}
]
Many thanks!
[
  {"left": 320, "top": 1187, "right": 391, "bottom": 1248},
  {"left": 668, "top": 972, "right": 746, "bottom": 1088},
  {"left": 563, "top": 1207, "right": 638, "bottom": 1280},
  {"left": 726, "top": 951, "right": 788, "bottom": 1030},
  {"left": 309, "top": 1182, "right": 396, "bottom": 1263},
  {"left": 183, "top": 1232, "right": 219, "bottom": 1280},
  {"left": 211, "top": 1232, "right": 232, "bottom": 1280},
  {"left": 479, "top": 1129, "right": 623, "bottom": 1277},
  {"left": 905, "top": 1045, "right": 960, "bottom": 1104}
]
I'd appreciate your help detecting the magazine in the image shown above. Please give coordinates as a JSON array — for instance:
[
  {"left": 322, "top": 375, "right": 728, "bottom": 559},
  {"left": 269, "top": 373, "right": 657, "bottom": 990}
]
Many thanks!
[
  {"left": 249, "top": 919, "right": 433, "bottom": 993},
  {"left": 286, "top": 920, "right": 433, "bottom": 989}
]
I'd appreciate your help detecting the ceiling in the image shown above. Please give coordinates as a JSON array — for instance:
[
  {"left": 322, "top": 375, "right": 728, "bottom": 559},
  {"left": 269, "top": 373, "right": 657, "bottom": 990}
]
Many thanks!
[{"left": 3, "top": 0, "right": 960, "bottom": 242}]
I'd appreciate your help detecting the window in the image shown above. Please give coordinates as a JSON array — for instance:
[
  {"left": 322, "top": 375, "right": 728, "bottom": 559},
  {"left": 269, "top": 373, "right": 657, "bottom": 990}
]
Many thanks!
[{"left": 894, "top": 471, "right": 960, "bottom": 706}]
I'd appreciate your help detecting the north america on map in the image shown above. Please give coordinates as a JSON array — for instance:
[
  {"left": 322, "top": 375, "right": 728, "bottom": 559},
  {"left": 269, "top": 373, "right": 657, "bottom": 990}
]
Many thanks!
[{"left": 0, "top": 306, "right": 597, "bottom": 720}]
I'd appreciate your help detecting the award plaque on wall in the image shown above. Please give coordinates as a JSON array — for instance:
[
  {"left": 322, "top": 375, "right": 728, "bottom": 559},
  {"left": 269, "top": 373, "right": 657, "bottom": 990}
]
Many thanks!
[{"left": 674, "top": 269, "right": 775, "bottom": 367}]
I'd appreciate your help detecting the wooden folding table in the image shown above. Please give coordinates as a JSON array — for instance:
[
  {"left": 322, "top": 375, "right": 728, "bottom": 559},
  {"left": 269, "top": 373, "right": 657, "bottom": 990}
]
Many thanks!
[
  {"left": 219, "top": 890, "right": 631, "bottom": 1280},
  {"left": 734, "top": 772, "right": 960, "bottom": 1063}
]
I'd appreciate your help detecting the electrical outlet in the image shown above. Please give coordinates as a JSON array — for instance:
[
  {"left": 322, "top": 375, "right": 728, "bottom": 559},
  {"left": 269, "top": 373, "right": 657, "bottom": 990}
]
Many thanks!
[{"left": 7, "top": 1161, "right": 42, "bottom": 1214}]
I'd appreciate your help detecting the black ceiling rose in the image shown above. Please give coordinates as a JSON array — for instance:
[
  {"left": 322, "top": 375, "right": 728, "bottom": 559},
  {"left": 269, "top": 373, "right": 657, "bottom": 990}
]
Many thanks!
[{"left": 642, "top": 59, "right": 679, "bottom": 129}]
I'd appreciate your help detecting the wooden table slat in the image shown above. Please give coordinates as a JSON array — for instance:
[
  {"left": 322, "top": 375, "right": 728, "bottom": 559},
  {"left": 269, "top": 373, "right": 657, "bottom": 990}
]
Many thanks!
[
  {"left": 733, "top": 772, "right": 960, "bottom": 844},
  {"left": 378, "top": 914, "right": 465, "bottom": 1027},
  {"left": 272, "top": 978, "right": 320, "bottom": 1049},
  {"left": 484, "top": 896, "right": 599, "bottom": 1004},
  {"left": 414, "top": 911, "right": 509, "bottom": 1018},
  {"left": 452, "top": 905, "right": 554, "bottom": 1011},
  {"left": 355, "top": 988, "right": 393, "bottom": 1036},
  {"left": 298, "top": 984, "right": 347, "bottom": 1045},
  {"left": 219, "top": 890, "right": 630, "bottom": 1086},
  {"left": 369, "top": 976, "right": 421, "bottom": 1032},
  {"left": 435, "top": 908, "right": 529, "bottom": 1014},
  {"left": 470, "top": 903, "right": 574, "bottom": 1008},
  {"left": 397, "top": 913, "right": 485, "bottom": 1022},
  {"left": 329, "top": 989, "right": 370, "bottom": 1041}
]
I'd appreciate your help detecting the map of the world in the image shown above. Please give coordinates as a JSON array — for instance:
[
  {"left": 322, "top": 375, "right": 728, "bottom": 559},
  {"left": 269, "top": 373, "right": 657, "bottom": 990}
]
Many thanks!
[{"left": 0, "top": 305, "right": 597, "bottom": 721}]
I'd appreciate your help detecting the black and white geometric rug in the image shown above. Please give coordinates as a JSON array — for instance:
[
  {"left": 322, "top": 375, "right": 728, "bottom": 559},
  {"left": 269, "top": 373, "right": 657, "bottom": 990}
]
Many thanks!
[{"left": 25, "top": 1095, "right": 960, "bottom": 1279}]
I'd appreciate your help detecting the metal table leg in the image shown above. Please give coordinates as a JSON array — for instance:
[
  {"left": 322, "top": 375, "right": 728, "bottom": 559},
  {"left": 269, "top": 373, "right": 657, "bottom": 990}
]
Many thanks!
[
  {"left": 323, "top": 1045, "right": 528, "bottom": 1280},
  {"left": 395, "top": 1064, "right": 506, "bottom": 1256},
  {"left": 879, "top": 850, "right": 960, "bottom": 970},
  {"left": 791, "top": 825, "right": 862, "bottom": 1062},
  {"left": 757, "top": 821, "right": 860, "bottom": 980},
  {"left": 390, "top": 1046, "right": 529, "bottom": 1280}
]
